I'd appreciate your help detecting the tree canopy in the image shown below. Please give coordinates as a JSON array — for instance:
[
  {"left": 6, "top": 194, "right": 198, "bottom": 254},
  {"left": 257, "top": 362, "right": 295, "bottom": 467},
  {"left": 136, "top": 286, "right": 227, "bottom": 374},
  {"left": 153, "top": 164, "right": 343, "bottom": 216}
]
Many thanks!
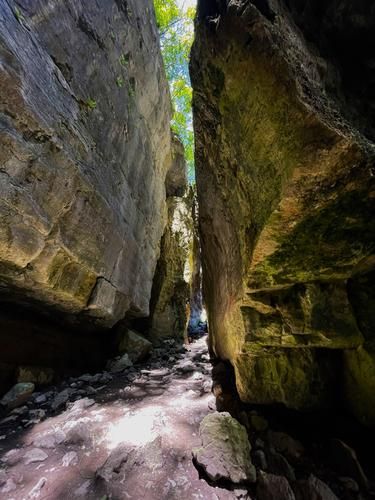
[{"left": 154, "top": 0, "right": 195, "bottom": 182}]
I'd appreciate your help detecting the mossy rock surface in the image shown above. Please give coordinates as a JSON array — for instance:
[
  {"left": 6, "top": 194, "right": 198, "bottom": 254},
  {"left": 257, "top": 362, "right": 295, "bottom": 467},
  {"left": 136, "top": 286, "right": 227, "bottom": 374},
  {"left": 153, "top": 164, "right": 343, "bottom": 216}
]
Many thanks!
[{"left": 191, "top": 0, "right": 375, "bottom": 420}]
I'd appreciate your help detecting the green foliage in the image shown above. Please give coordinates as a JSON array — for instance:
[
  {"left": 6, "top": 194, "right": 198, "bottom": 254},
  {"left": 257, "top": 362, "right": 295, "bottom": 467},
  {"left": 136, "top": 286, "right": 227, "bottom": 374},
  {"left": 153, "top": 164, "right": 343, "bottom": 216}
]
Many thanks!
[
  {"left": 85, "top": 98, "right": 97, "bottom": 110},
  {"left": 154, "top": 0, "right": 195, "bottom": 182},
  {"left": 119, "top": 54, "right": 129, "bottom": 67},
  {"left": 14, "top": 6, "right": 24, "bottom": 22},
  {"left": 116, "top": 76, "right": 124, "bottom": 88},
  {"left": 154, "top": 0, "right": 179, "bottom": 31}
]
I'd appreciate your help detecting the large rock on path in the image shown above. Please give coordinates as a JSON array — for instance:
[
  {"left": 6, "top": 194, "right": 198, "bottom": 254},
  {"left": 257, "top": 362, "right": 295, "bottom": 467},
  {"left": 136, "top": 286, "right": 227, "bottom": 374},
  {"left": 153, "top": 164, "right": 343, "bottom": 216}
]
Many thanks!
[
  {"left": 193, "top": 412, "right": 256, "bottom": 484},
  {"left": 0, "top": 383, "right": 34, "bottom": 410},
  {"left": 117, "top": 329, "right": 153, "bottom": 363}
]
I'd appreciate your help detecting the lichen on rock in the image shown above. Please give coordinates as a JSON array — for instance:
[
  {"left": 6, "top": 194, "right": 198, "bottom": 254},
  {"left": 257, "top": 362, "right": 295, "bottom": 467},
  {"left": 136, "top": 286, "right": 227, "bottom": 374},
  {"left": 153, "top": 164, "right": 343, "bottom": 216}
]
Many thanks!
[
  {"left": 191, "top": 0, "right": 375, "bottom": 422},
  {"left": 193, "top": 411, "right": 256, "bottom": 484}
]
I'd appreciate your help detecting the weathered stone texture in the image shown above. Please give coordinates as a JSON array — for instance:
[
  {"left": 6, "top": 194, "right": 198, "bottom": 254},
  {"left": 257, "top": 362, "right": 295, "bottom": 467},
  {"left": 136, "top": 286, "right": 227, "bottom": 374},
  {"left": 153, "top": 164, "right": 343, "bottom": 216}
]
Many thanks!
[
  {"left": 0, "top": 0, "right": 173, "bottom": 327},
  {"left": 191, "top": 0, "right": 375, "bottom": 423},
  {"left": 193, "top": 412, "right": 256, "bottom": 484},
  {"left": 148, "top": 191, "right": 194, "bottom": 341}
]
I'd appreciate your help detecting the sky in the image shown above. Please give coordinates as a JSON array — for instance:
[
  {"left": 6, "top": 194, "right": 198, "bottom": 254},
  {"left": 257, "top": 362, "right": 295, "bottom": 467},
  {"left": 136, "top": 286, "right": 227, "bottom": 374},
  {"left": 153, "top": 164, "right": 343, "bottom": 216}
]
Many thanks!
[{"left": 176, "top": 0, "right": 196, "bottom": 10}]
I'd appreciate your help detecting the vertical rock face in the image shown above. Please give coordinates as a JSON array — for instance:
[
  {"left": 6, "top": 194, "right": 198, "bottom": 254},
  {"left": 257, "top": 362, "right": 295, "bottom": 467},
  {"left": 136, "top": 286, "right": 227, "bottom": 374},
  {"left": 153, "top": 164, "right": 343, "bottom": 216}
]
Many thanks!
[
  {"left": 0, "top": 0, "right": 173, "bottom": 326},
  {"left": 188, "top": 196, "right": 204, "bottom": 330},
  {"left": 147, "top": 141, "right": 193, "bottom": 341},
  {"left": 191, "top": 0, "right": 375, "bottom": 423},
  {"left": 0, "top": 0, "right": 180, "bottom": 385}
]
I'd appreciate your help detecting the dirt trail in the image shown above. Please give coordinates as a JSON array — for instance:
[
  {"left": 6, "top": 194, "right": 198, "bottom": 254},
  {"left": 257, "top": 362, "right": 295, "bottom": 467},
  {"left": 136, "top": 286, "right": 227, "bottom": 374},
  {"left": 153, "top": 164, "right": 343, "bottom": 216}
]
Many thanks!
[{"left": 0, "top": 338, "right": 242, "bottom": 500}]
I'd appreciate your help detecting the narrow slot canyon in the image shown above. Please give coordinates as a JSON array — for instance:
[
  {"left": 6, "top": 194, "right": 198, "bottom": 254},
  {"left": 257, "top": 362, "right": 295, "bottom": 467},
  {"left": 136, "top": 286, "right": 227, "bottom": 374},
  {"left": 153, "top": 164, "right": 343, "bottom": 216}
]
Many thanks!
[{"left": 0, "top": 0, "right": 374, "bottom": 499}]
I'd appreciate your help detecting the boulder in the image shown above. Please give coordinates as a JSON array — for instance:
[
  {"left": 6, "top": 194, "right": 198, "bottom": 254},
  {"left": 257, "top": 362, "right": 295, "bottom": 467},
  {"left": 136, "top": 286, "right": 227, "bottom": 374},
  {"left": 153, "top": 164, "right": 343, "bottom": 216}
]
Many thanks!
[
  {"left": 51, "top": 389, "right": 70, "bottom": 411},
  {"left": 63, "top": 418, "right": 92, "bottom": 445},
  {"left": 328, "top": 439, "right": 368, "bottom": 490},
  {"left": 0, "top": 383, "right": 34, "bottom": 410},
  {"left": 256, "top": 472, "right": 295, "bottom": 500},
  {"left": 267, "top": 450, "right": 295, "bottom": 482},
  {"left": 267, "top": 431, "right": 304, "bottom": 462},
  {"left": 32, "top": 429, "right": 66, "bottom": 449},
  {"left": 23, "top": 448, "right": 48, "bottom": 465},
  {"left": 192, "top": 412, "right": 256, "bottom": 484},
  {"left": 294, "top": 475, "right": 339, "bottom": 500},
  {"left": 338, "top": 477, "right": 359, "bottom": 493},
  {"left": 62, "top": 451, "right": 79, "bottom": 467},
  {"left": 118, "top": 330, "right": 152, "bottom": 363},
  {"left": 176, "top": 360, "right": 196, "bottom": 373},
  {"left": 97, "top": 437, "right": 164, "bottom": 486},
  {"left": 107, "top": 353, "right": 133, "bottom": 374}
]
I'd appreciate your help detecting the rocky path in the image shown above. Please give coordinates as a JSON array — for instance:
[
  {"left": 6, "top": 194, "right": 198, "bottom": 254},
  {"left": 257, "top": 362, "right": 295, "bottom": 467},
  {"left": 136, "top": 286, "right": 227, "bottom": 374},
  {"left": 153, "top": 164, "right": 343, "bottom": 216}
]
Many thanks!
[{"left": 0, "top": 338, "right": 242, "bottom": 500}]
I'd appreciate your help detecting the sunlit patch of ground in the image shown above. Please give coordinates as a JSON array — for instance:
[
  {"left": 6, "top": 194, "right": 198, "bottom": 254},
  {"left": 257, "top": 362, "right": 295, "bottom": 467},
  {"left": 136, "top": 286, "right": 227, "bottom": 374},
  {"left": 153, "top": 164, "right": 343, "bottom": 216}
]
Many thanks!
[{"left": 0, "top": 338, "right": 237, "bottom": 499}]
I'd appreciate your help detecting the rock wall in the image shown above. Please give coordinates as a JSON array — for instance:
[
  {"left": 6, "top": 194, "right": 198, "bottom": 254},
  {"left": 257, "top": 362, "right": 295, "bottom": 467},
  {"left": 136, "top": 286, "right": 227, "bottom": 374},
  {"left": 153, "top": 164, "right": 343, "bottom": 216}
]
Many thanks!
[
  {"left": 188, "top": 195, "right": 204, "bottom": 330},
  {"left": 146, "top": 141, "right": 193, "bottom": 342},
  {"left": 0, "top": 1, "right": 175, "bottom": 381},
  {"left": 0, "top": 0, "right": 173, "bottom": 326},
  {"left": 191, "top": 0, "right": 375, "bottom": 425}
]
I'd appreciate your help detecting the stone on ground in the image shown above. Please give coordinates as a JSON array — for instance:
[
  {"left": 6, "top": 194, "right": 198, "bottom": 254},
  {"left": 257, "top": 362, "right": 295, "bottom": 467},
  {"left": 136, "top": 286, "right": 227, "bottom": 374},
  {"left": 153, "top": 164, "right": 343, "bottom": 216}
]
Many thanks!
[
  {"left": 51, "top": 389, "right": 70, "bottom": 411},
  {"left": 267, "top": 449, "right": 296, "bottom": 482},
  {"left": 329, "top": 439, "right": 368, "bottom": 490},
  {"left": 118, "top": 329, "right": 153, "bottom": 363},
  {"left": 256, "top": 471, "right": 295, "bottom": 500},
  {"left": 27, "top": 477, "right": 47, "bottom": 499},
  {"left": 193, "top": 412, "right": 256, "bottom": 484},
  {"left": 0, "top": 383, "right": 35, "bottom": 410},
  {"left": 107, "top": 353, "right": 133, "bottom": 373},
  {"left": 23, "top": 448, "right": 48, "bottom": 465},
  {"left": 32, "top": 429, "right": 66, "bottom": 449},
  {"left": 97, "top": 437, "right": 164, "bottom": 485},
  {"left": 62, "top": 451, "right": 79, "bottom": 467},
  {"left": 63, "top": 418, "right": 92, "bottom": 444},
  {"left": 267, "top": 431, "right": 304, "bottom": 461},
  {"left": 294, "top": 474, "right": 339, "bottom": 500}
]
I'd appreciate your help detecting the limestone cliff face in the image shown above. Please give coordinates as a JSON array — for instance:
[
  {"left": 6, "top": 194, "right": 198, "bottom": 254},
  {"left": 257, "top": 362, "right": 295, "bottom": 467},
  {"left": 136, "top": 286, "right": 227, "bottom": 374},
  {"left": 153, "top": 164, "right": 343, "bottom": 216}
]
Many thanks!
[
  {"left": 147, "top": 141, "right": 193, "bottom": 342},
  {"left": 0, "top": 0, "right": 179, "bottom": 388},
  {"left": 0, "top": 0, "right": 173, "bottom": 326},
  {"left": 191, "top": 0, "right": 375, "bottom": 424}
]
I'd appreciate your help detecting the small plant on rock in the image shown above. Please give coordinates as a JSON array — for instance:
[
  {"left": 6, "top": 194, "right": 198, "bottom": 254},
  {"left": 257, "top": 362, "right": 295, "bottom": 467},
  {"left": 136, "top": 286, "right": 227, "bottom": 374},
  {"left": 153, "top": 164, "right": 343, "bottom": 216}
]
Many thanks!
[
  {"left": 14, "top": 6, "right": 24, "bottom": 23},
  {"left": 85, "top": 98, "right": 97, "bottom": 110},
  {"left": 116, "top": 76, "right": 124, "bottom": 88},
  {"left": 119, "top": 54, "right": 129, "bottom": 67}
]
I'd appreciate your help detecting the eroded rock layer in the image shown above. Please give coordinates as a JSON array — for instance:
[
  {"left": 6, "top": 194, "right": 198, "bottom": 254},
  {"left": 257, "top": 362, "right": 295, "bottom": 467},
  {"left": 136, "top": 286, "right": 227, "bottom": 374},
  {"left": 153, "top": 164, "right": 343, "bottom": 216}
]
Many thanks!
[
  {"left": 0, "top": 0, "right": 182, "bottom": 388},
  {"left": 0, "top": 0, "right": 173, "bottom": 327},
  {"left": 191, "top": 0, "right": 375, "bottom": 424},
  {"left": 147, "top": 147, "right": 193, "bottom": 341}
]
